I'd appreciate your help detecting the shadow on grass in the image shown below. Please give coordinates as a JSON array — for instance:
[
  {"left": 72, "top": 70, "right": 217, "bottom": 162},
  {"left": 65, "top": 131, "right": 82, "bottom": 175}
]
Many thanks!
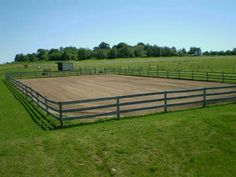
[
  {"left": 4, "top": 80, "right": 60, "bottom": 131},
  {"left": 4, "top": 79, "right": 121, "bottom": 130}
]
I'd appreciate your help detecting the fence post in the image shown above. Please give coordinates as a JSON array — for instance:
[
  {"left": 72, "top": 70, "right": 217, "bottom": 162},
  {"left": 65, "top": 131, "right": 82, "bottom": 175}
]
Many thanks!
[
  {"left": 45, "top": 97, "right": 49, "bottom": 115},
  {"left": 178, "top": 71, "right": 180, "bottom": 79},
  {"left": 164, "top": 91, "right": 167, "bottom": 113},
  {"left": 36, "top": 92, "right": 39, "bottom": 107},
  {"left": 203, "top": 88, "right": 207, "bottom": 107},
  {"left": 59, "top": 102, "right": 64, "bottom": 127},
  {"left": 167, "top": 71, "right": 169, "bottom": 78},
  {"left": 222, "top": 72, "right": 225, "bottom": 82},
  {"left": 206, "top": 72, "right": 209, "bottom": 81},
  {"left": 25, "top": 86, "right": 28, "bottom": 98},
  {"left": 30, "top": 87, "right": 33, "bottom": 102},
  {"left": 192, "top": 71, "right": 194, "bottom": 80},
  {"left": 148, "top": 67, "right": 150, "bottom": 77},
  {"left": 156, "top": 66, "right": 159, "bottom": 78},
  {"left": 116, "top": 97, "right": 120, "bottom": 119}
]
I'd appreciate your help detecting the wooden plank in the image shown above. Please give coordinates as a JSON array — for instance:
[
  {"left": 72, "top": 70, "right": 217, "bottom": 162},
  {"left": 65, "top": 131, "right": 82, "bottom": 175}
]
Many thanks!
[
  {"left": 120, "top": 105, "right": 164, "bottom": 114},
  {"left": 167, "top": 93, "right": 204, "bottom": 100},
  {"left": 119, "top": 98, "right": 165, "bottom": 106},
  {"left": 206, "top": 85, "right": 236, "bottom": 90},
  {"left": 119, "top": 91, "right": 164, "bottom": 99},
  {"left": 62, "top": 96, "right": 116, "bottom": 105},
  {"left": 207, "top": 90, "right": 236, "bottom": 96},
  {"left": 166, "top": 88, "right": 203, "bottom": 94},
  {"left": 63, "top": 111, "right": 116, "bottom": 121},
  {"left": 206, "top": 96, "right": 236, "bottom": 103},
  {"left": 62, "top": 103, "right": 116, "bottom": 113},
  {"left": 167, "top": 100, "right": 203, "bottom": 108}
]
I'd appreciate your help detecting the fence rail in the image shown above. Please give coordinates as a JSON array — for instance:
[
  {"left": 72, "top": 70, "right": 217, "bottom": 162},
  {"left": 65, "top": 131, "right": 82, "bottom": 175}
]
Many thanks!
[
  {"left": 6, "top": 66, "right": 236, "bottom": 83},
  {"left": 6, "top": 68, "right": 236, "bottom": 127}
]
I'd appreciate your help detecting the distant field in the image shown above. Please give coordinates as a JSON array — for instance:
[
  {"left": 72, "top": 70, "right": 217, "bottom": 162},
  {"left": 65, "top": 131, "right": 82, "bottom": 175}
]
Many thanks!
[
  {"left": 1, "top": 56, "right": 236, "bottom": 176},
  {"left": 1, "top": 56, "right": 236, "bottom": 73}
]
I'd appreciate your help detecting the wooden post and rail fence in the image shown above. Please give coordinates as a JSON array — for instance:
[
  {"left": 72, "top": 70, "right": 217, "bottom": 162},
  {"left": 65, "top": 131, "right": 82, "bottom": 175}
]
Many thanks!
[{"left": 5, "top": 67, "right": 236, "bottom": 127}]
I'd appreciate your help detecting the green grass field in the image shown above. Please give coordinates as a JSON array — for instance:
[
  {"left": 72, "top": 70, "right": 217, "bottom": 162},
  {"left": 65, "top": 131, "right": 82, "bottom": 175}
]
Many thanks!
[
  {"left": 2, "top": 55, "right": 236, "bottom": 73},
  {"left": 1, "top": 56, "right": 236, "bottom": 176}
]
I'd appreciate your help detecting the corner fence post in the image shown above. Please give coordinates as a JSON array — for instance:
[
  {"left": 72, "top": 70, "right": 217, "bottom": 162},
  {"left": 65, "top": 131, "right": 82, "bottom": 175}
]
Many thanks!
[
  {"left": 59, "top": 102, "right": 64, "bottom": 127},
  {"left": 164, "top": 91, "right": 168, "bottom": 113},
  {"left": 203, "top": 88, "right": 207, "bottom": 108},
  {"left": 116, "top": 97, "right": 120, "bottom": 119}
]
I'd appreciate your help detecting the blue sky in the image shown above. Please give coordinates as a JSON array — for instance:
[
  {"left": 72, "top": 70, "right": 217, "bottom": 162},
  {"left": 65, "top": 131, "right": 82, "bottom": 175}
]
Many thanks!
[{"left": 0, "top": 0, "right": 236, "bottom": 63}]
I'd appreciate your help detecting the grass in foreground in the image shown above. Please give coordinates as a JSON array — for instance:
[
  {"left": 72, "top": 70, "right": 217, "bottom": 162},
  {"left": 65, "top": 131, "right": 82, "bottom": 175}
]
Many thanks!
[
  {"left": 1, "top": 72, "right": 236, "bottom": 176},
  {"left": 1, "top": 57, "right": 236, "bottom": 176}
]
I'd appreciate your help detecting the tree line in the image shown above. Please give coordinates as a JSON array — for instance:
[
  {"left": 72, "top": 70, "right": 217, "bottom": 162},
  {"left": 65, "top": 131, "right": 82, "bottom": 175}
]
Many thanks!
[{"left": 14, "top": 42, "right": 236, "bottom": 62}]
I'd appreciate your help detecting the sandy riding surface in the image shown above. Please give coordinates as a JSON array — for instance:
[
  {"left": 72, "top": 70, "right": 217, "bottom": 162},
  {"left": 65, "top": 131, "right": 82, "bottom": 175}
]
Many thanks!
[{"left": 20, "top": 75, "right": 230, "bottom": 102}]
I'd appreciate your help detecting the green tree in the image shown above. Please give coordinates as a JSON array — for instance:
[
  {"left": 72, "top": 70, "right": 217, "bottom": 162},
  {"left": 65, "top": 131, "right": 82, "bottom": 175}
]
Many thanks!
[
  {"left": 98, "top": 42, "right": 110, "bottom": 50},
  {"left": 108, "top": 47, "right": 118, "bottom": 59},
  {"left": 152, "top": 45, "right": 162, "bottom": 57},
  {"left": 118, "top": 45, "right": 134, "bottom": 58},
  {"left": 62, "top": 47, "right": 78, "bottom": 60},
  {"left": 178, "top": 48, "right": 187, "bottom": 56},
  {"left": 117, "top": 42, "right": 128, "bottom": 49},
  {"left": 232, "top": 48, "right": 236, "bottom": 55},
  {"left": 189, "top": 47, "right": 202, "bottom": 56},
  {"left": 48, "top": 49, "right": 63, "bottom": 61},
  {"left": 78, "top": 48, "right": 92, "bottom": 60},
  {"left": 27, "top": 53, "right": 38, "bottom": 62},
  {"left": 37, "top": 49, "right": 48, "bottom": 60},
  {"left": 225, "top": 50, "right": 232, "bottom": 55},
  {"left": 14, "top": 54, "right": 28, "bottom": 62},
  {"left": 134, "top": 44, "right": 146, "bottom": 57},
  {"left": 93, "top": 47, "right": 107, "bottom": 59},
  {"left": 203, "top": 51, "right": 210, "bottom": 56},
  {"left": 161, "top": 47, "right": 172, "bottom": 56}
]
